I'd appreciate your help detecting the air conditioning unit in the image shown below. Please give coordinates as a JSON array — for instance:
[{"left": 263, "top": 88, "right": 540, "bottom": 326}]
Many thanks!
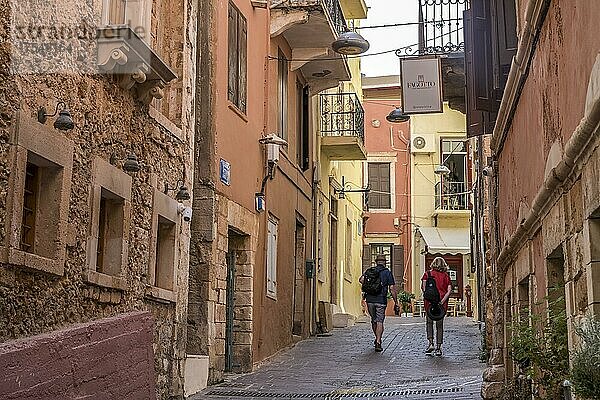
[{"left": 411, "top": 134, "right": 435, "bottom": 154}]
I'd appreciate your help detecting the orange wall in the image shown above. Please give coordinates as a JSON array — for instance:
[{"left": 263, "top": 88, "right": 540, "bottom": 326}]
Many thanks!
[
  {"left": 214, "top": 0, "right": 266, "bottom": 212},
  {"left": 214, "top": 0, "right": 315, "bottom": 363}
]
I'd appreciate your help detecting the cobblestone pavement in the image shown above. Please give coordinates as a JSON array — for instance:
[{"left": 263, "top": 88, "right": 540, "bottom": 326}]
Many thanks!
[{"left": 194, "top": 316, "right": 485, "bottom": 399}]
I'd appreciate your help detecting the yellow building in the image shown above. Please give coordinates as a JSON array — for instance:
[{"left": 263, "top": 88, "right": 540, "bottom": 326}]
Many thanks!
[
  {"left": 315, "top": 0, "right": 368, "bottom": 328},
  {"left": 410, "top": 104, "right": 478, "bottom": 319}
]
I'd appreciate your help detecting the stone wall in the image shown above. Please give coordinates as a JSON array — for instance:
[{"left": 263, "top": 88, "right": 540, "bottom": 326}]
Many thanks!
[{"left": 0, "top": 0, "right": 197, "bottom": 397}]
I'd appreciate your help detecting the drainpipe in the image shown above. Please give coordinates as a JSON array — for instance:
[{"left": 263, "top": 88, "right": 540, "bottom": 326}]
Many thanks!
[{"left": 310, "top": 98, "right": 321, "bottom": 336}]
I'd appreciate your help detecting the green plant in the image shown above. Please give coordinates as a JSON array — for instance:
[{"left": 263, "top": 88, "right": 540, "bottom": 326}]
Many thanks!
[
  {"left": 570, "top": 317, "right": 600, "bottom": 399},
  {"left": 397, "top": 290, "right": 415, "bottom": 313},
  {"left": 508, "top": 295, "right": 569, "bottom": 399}
]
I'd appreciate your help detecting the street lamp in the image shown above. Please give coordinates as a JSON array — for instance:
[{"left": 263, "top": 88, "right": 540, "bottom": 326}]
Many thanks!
[
  {"left": 332, "top": 31, "right": 370, "bottom": 55},
  {"left": 386, "top": 107, "right": 410, "bottom": 123}
]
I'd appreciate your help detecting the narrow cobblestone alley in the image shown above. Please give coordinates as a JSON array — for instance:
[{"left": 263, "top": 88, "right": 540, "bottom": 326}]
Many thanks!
[{"left": 195, "top": 317, "right": 484, "bottom": 399}]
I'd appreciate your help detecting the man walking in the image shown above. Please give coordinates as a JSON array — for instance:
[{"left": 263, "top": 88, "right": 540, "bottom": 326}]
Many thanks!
[{"left": 359, "top": 254, "right": 398, "bottom": 352}]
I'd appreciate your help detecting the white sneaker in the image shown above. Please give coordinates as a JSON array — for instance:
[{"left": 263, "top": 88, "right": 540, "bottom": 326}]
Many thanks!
[
  {"left": 425, "top": 344, "right": 434, "bottom": 354},
  {"left": 434, "top": 347, "right": 442, "bottom": 356}
]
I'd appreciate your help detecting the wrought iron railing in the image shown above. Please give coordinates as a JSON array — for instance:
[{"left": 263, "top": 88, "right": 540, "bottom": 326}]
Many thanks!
[
  {"left": 418, "top": 0, "right": 468, "bottom": 55},
  {"left": 320, "top": 93, "right": 364, "bottom": 143},
  {"left": 322, "top": 0, "right": 348, "bottom": 36},
  {"left": 435, "top": 181, "right": 469, "bottom": 210}
]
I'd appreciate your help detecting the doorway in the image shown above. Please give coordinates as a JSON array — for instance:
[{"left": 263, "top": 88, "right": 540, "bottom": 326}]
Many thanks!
[
  {"left": 225, "top": 232, "right": 237, "bottom": 372},
  {"left": 292, "top": 220, "right": 306, "bottom": 336},
  {"left": 329, "top": 198, "right": 338, "bottom": 304},
  {"left": 426, "top": 254, "right": 464, "bottom": 298},
  {"left": 225, "top": 230, "right": 252, "bottom": 373}
]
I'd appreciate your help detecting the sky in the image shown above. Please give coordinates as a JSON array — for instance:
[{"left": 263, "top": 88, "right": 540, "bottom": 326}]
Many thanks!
[{"left": 359, "top": 0, "right": 419, "bottom": 78}]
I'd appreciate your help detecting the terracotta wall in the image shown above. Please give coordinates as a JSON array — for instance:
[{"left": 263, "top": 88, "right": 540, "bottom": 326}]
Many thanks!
[
  {"left": 362, "top": 96, "right": 412, "bottom": 290},
  {"left": 498, "top": 1, "right": 600, "bottom": 237}
]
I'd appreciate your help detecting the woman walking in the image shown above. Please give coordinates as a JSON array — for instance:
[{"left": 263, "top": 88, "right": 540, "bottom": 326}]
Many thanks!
[{"left": 421, "top": 257, "right": 452, "bottom": 356}]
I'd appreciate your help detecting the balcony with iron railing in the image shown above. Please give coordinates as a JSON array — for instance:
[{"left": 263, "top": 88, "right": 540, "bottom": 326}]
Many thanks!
[
  {"left": 270, "top": 0, "right": 351, "bottom": 92},
  {"left": 417, "top": 0, "right": 469, "bottom": 55},
  {"left": 434, "top": 181, "right": 470, "bottom": 211},
  {"left": 320, "top": 92, "right": 366, "bottom": 160}
]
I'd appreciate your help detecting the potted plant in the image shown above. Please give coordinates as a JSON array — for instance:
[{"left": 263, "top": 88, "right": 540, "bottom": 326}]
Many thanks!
[{"left": 398, "top": 290, "right": 415, "bottom": 316}]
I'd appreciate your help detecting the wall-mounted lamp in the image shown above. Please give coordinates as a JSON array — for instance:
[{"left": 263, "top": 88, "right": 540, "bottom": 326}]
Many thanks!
[
  {"left": 255, "top": 134, "right": 288, "bottom": 212},
  {"left": 434, "top": 165, "right": 450, "bottom": 175},
  {"left": 482, "top": 166, "right": 494, "bottom": 177},
  {"left": 164, "top": 180, "right": 190, "bottom": 201},
  {"left": 110, "top": 152, "right": 141, "bottom": 173},
  {"left": 386, "top": 107, "right": 410, "bottom": 123},
  {"left": 312, "top": 70, "right": 332, "bottom": 78},
  {"left": 332, "top": 31, "right": 370, "bottom": 55},
  {"left": 38, "top": 102, "right": 75, "bottom": 131}
]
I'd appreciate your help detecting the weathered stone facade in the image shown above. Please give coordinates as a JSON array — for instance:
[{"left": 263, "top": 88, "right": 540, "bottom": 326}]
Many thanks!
[
  {"left": 0, "top": 0, "right": 197, "bottom": 397},
  {"left": 479, "top": 1, "right": 600, "bottom": 398}
]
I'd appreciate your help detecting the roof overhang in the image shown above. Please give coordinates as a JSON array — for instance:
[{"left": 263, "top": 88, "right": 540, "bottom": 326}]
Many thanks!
[{"left": 417, "top": 227, "right": 471, "bottom": 255}]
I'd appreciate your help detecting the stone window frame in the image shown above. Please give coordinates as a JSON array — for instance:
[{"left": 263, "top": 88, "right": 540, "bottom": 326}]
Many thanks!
[
  {"left": 145, "top": 187, "right": 180, "bottom": 303},
  {"left": 1, "top": 114, "right": 73, "bottom": 276},
  {"left": 84, "top": 157, "right": 132, "bottom": 291}
]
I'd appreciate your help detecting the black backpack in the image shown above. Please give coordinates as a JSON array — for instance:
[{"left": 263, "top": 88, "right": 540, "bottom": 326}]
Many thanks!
[
  {"left": 423, "top": 271, "right": 440, "bottom": 303},
  {"left": 362, "top": 267, "right": 383, "bottom": 296}
]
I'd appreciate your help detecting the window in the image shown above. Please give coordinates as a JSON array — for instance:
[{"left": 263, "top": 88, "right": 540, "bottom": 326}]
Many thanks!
[
  {"left": 96, "top": 189, "right": 126, "bottom": 276},
  {"left": 296, "top": 83, "right": 309, "bottom": 170},
  {"left": 154, "top": 217, "right": 176, "bottom": 289},
  {"left": 85, "top": 157, "right": 132, "bottom": 290},
  {"left": 20, "top": 163, "right": 39, "bottom": 252},
  {"left": 365, "top": 243, "right": 404, "bottom": 288},
  {"left": 228, "top": 2, "right": 247, "bottom": 113},
  {"left": 150, "top": 0, "right": 186, "bottom": 129},
  {"left": 102, "top": 0, "right": 151, "bottom": 40},
  {"left": 370, "top": 244, "right": 392, "bottom": 269},
  {"left": 146, "top": 188, "right": 180, "bottom": 301},
  {"left": 3, "top": 116, "right": 73, "bottom": 276},
  {"left": 108, "top": 0, "right": 126, "bottom": 24},
  {"left": 277, "top": 49, "right": 288, "bottom": 140},
  {"left": 367, "top": 163, "right": 391, "bottom": 209},
  {"left": 266, "top": 216, "right": 278, "bottom": 299},
  {"left": 440, "top": 139, "right": 468, "bottom": 210},
  {"left": 19, "top": 155, "right": 63, "bottom": 259}
]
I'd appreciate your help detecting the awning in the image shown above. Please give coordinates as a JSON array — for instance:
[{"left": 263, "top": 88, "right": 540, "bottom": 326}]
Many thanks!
[{"left": 417, "top": 227, "right": 471, "bottom": 255}]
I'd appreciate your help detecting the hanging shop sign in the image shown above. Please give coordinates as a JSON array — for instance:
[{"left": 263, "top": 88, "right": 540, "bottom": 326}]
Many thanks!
[{"left": 400, "top": 57, "right": 443, "bottom": 114}]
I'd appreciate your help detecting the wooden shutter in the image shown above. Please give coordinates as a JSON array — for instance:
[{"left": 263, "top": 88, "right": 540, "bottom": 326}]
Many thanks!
[
  {"left": 238, "top": 14, "right": 247, "bottom": 113},
  {"left": 362, "top": 244, "right": 371, "bottom": 271},
  {"left": 227, "top": 4, "right": 238, "bottom": 105},
  {"left": 379, "top": 163, "right": 391, "bottom": 209},
  {"left": 493, "top": 0, "right": 517, "bottom": 92},
  {"left": 392, "top": 245, "right": 404, "bottom": 287},
  {"left": 470, "top": 0, "right": 496, "bottom": 113},
  {"left": 465, "top": 9, "right": 497, "bottom": 138},
  {"left": 301, "top": 86, "right": 310, "bottom": 171},
  {"left": 367, "top": 163, "right": 380, "bottom": 208}
]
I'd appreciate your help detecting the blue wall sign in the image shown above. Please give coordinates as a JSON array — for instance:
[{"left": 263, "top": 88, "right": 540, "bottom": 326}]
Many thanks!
[{"left": 220, "top": 159, "right": 231, "bottom": 186}]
